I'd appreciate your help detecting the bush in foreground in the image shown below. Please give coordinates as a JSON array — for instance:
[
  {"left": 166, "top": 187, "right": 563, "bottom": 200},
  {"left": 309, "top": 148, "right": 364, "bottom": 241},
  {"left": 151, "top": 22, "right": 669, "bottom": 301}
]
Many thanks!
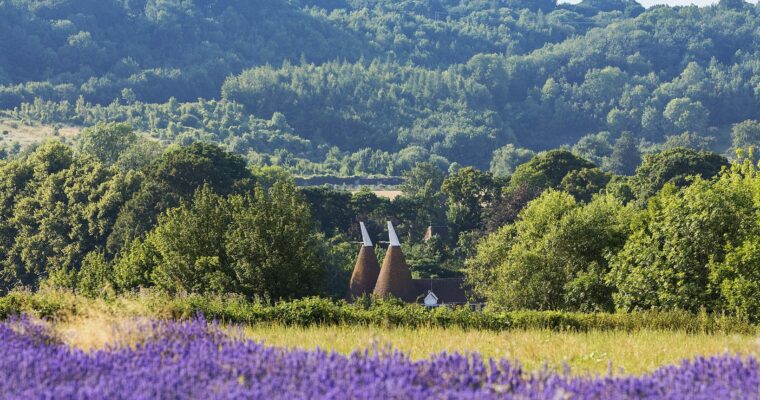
[{"left": 1, "top": 317, "right": 758, "bottom": 399}]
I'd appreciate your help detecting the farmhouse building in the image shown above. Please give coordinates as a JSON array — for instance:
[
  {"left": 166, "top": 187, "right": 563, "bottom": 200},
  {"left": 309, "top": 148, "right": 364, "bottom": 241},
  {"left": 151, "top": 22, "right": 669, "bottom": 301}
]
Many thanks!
[{"left": 349, "top": 221, "right": 467, "bottom": 306}]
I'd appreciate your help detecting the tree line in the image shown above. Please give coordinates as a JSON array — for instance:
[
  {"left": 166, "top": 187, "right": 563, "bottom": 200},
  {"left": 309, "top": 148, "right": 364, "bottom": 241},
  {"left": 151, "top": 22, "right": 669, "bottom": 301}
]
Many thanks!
[{"left": 3, "top": 122, "right": 760, "bottom": 321}]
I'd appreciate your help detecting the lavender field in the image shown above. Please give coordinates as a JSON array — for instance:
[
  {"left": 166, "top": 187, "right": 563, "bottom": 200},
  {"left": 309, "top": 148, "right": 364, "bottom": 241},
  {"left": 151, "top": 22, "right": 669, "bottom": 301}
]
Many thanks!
[{"left": 2, "top": 316, "right": 758, "bottom": 400}]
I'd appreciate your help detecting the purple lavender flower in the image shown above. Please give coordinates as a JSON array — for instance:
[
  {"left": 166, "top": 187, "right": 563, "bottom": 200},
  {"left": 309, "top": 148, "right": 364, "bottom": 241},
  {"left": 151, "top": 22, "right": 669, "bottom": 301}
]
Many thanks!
[{"left": 0, "top": 317, "right": 757, "bottom": 399}]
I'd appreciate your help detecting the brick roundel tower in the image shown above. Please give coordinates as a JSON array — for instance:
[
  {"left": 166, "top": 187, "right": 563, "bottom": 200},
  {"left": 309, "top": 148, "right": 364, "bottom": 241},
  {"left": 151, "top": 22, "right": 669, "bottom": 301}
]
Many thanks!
[{"left": 373, "top": 221, "right": 417, "bottom": 302}]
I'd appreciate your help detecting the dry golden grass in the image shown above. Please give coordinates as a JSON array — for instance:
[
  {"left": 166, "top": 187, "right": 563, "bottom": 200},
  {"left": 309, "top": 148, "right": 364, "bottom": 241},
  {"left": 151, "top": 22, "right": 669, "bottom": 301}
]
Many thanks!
[
  {"left": 0, "top": 118, "right": 80, "bottom": 148},
  {"left": 239, "top": 325, "right": 760, "bottom": 375},
  {"left": 372, "top": 190, "right": 402, "bottom": 199},
  {"left": 46, "top": 311, "right": 760, "bottom": 376},
  {"left": 351, "top": 190, "right": 402, "bottom": 199}
]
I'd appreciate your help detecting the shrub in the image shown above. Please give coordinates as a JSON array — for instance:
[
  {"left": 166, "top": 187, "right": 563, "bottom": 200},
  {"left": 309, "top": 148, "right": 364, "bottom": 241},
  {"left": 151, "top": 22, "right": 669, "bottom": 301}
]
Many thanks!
[{"left": 0, "top": 291, "right": 755, "bottom": 335}]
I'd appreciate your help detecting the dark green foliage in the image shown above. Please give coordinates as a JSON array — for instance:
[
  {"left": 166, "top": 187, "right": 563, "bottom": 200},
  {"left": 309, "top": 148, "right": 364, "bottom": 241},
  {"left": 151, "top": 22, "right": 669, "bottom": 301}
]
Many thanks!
[
  {"left": 116, "top": 182, "right": 327, "bottom": 300},
  {"left": 509, "top": 150, "right": 596, "bottom": 190},
  {"left": 107, "top": 142, "right": 255, "bottom": 251},
  {"left": 77, "top": 123, "right": 137, "bottom": 165},
  {"left": 442, "top": 167, "right": 501, "bottom": 237},
  {"left": 633, "top": 147, "right": 728, "bottom": 201},
  {"left": 490, "top": 145, "right": 535, "bottom": 177},
  {"left": 148, "top": 186, "right": 236, "bottom": 295},
  {"left": 301, "top": 187, "right": 355, "bottom": 236},
  {"left": 0, "top": 141, "right": 138, "bottom": 293},
  {"left": 225, "top": 182, "right": 326, "bottom": 300},
  {"left": 560, "top": 168, "right": 612, "bottom": 203},
  {"left": 482, "top": 182, "right": 543, "bottom": 233},
  {"left": 400, "top": 162, "right": 447, "bottom": 227},
  {"left": 1, "top": 291, "right": 756, "bottom": 335},
  {"left": 604, "top": 132, "right": 640, "bottom": 176},
  {"left": 4, "top": 2, "right": 760, "bottom": 178},
  {"left": 148, "top": 142, "right": 253, "bottom": 198},
  {"left": 731, "top": 120, "right": 760, "bottom": 150},
  {"left": 0, "top": 0, "right": 365, "bottom": 106}
]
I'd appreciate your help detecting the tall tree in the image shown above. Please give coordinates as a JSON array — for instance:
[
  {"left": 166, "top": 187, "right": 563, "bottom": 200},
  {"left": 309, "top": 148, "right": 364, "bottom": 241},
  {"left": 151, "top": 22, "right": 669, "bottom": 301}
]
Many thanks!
[
  {"left": 77, "top": 123, "right": 137, "bottom": 165},
  {"left": 604, "top": 132, "right": 640, "bottom": 176}
]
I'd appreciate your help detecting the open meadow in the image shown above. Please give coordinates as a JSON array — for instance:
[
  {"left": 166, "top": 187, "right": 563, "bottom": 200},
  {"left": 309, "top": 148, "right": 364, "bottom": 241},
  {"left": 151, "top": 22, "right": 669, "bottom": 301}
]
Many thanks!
[
  {"left": 51, "top": 314, "right": 760, "bottom": 376},
  {"left": 0, "top": 117, "right": 80, "bottom": 148}
]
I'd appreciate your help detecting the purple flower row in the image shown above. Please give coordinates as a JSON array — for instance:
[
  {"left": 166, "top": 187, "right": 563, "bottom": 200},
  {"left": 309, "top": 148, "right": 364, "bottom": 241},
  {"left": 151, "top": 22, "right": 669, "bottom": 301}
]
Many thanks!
[{"left": 1, "top": 317, "right": 757, "bottom": 399}]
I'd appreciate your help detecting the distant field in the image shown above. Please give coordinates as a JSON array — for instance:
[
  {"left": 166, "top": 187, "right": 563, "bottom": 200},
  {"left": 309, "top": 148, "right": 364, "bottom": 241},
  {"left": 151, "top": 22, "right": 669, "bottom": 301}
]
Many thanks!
[
  {"left": 351, "top": 190, "right": 402, "bottom": 199},
  {"left": 372, "top": 190, "right": 402, "bottom": 199},
  {"left": 50, "top": 315, "right": 760, "bottom": 376},
  {"left": 0, "top": 117, "right": 80, "bottom": 148}
]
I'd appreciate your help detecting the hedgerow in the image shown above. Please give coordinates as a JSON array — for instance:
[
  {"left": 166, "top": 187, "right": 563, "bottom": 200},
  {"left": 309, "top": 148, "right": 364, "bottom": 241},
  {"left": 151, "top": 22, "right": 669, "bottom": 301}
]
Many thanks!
[{"left": 1, "top": 290, "right": 755, "bottom": 334}]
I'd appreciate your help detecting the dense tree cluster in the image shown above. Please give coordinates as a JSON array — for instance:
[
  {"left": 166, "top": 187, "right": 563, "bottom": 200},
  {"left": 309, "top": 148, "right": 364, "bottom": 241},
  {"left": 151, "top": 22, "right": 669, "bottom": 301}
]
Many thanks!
[
  {"left": 3, "top": 121, "right": 758, "bottom": 319},
  {"left": 467, "top": 151, "right": 760, "bottom": 320},
  {"left": 2, "top": 1, "right": 760, "bottom": 320},
  {"left": 3, "top": 1, "right": 760, "bottom": 177},
  {"left": 0, "top": 125, "right": 333, "bottom": 299}
]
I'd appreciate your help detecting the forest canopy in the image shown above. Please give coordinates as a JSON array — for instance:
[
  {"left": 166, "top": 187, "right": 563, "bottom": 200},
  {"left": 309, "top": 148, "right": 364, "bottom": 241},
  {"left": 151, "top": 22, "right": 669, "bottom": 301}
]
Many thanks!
[{"left": 2, "top": 0, "right": 759, "bottom": 177}]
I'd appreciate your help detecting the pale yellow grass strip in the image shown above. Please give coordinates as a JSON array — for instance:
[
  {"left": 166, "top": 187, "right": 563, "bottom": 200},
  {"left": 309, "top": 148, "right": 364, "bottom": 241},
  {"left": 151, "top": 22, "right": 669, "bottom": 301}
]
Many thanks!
[{"left": 241, "top": 324, "right": 760, "bottom": 375}]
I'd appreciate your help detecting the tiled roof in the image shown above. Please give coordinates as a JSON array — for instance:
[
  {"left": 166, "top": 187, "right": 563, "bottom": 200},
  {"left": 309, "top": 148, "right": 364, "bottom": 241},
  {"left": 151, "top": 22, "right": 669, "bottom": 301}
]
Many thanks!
[
  {"left": 348, "top": 246, "right": 380, "bottom": 298},
  {"left": 373, "top": 246, "right": 417, "bottom": 302}
]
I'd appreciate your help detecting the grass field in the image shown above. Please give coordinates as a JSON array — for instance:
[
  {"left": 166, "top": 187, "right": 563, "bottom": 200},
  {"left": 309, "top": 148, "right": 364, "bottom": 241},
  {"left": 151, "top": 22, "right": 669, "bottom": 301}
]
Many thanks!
[
  {"left": 4, "top": 291, "right": 758, "bottom": 376},
  {"left": 242, "top": 325, "right": 760, "bottom": 375},
  {"left": 47, "top": 314, "right": 760, "bottom": 376},
  {"left": 0, "top": 117, "right": 80, "bottom": 149}
]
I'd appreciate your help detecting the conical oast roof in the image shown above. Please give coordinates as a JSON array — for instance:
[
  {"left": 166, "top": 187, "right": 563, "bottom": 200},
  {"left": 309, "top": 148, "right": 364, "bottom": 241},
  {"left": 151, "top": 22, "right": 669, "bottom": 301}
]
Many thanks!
[
  {"left": 373, "top": 245, "right": 417, "bottom": 302},
  {"left": 349, "top": 245, "right": 381, "bottom": 298}
]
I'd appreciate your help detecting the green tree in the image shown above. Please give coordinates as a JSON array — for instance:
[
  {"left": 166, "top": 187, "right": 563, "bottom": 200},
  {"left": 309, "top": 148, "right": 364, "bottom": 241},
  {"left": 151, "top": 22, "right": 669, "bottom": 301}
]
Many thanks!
[
  {"left": 604, "top": 132, "right": 640, "bottom": 176},
  {"left": 489, "top": 144, "right": 535, "bottom": 177},
  {"left": 400, "top": 162, "right": 445, "bottom": 199},
  {"left": 113, "top": 238, "right": 159, "bottom": 292},
  {"left": 76, "top": 251, "right": 113, "bottom": 298},
  {"left": 633, "top": 147, "right": 728, "bottom": 201},
  {"left": 399, "top": 162, "right": 447, "bottom": 226},
  {"left": 572, "top": 132, "right": 613, "bottom": 166},
  {"left": 78, "top": 123, "right": 137, "bottom": 165},
  {"left": 150, "top": 185, "right": 236, "bottom": 295},
  {"left": 0, "top": 141, "right": 135, "bottom": 293},
  {"left": 707, "top": 156, "right": 760, "bottom": 321},
  {"left": 442, "top": 167, "right": 500, "bottom": 237},
  {"left": 731, "top": 120, "right": 760, "bottom": 150},
  {"left": 226, "top": 181, "right": 325, "bottom": 300},
  {"left": 108, "top": 143, "right": 254, "bottom": 252},
  {"left": 510, "top": 150, "right": 596, "bottom": 190},
  {"left": 609, "top": 178, "right": 754, "bottom": 312},
  {"left": 663, "top": 98, "right": 709, "bottom": 133},
  {"left": 560, "top": 168, "right": 612, "bottom": 203},
  {"left": 468, "top": 191, "right": 630, "bottom": 312},
  {"left": 662, "top": 131, "right": 715, "bottom": 152}
]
